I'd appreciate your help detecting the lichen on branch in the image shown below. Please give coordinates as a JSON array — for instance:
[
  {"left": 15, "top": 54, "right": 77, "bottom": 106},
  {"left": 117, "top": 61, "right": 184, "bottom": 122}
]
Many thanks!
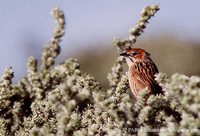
[
  {"left": 114, "top": 4, "right": 159, "bottom": 52},
  {"left": 41, "top": 7, "right": 65, "bottom": 71}
]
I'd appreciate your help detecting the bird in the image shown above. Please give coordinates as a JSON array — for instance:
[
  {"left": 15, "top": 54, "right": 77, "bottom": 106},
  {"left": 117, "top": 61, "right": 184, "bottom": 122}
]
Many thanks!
[{"left": 120, "top": 48, "right": 163, "bottom": 98}]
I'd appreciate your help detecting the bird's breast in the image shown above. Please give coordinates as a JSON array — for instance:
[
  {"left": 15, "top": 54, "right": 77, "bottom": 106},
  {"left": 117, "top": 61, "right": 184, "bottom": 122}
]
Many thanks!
[{"left": 127, "top": 64, "right": 150, "bottom": 97}]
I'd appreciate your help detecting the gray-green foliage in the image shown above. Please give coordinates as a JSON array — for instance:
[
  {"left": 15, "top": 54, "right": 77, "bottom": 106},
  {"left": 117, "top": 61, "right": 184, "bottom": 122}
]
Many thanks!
[{"left": 0, "top": 5, "right": 200, "bottom": 136}]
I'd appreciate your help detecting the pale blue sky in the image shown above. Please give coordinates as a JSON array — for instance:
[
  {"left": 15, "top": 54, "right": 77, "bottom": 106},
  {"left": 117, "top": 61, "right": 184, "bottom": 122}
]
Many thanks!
[{"left": 0, "top": 0, "right": 200, "bottom": 81}]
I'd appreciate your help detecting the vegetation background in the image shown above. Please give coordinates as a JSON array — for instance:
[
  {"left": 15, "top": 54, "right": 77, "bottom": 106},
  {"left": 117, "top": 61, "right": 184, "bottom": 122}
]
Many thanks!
[
  {"left": 0, "top": 2, "right": 200, "bottom": 136},
  {"left": 0, "top": 1, "right": 200, "bottom": 87}
]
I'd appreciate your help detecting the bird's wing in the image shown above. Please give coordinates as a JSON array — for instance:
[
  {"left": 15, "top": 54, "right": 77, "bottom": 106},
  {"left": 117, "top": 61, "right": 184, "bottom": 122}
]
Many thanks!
[{"left": 132, "top": 60, "right": 162, "bottom": 94}]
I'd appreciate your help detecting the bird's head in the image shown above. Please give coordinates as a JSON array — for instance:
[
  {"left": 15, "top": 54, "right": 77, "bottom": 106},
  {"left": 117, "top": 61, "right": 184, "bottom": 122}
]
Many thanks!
[{"left": 120, "top": 48, "right": 150, "bottom": 67}]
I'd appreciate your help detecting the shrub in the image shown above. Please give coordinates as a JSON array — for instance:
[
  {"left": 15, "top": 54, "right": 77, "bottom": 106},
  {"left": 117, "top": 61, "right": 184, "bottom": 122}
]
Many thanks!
[{"left": 0, "top": 5, "right": 200, "bottom": 136}]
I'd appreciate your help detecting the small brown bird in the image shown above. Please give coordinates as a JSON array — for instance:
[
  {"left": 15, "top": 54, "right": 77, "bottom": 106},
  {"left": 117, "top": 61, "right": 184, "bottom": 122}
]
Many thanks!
[{"left": 120, "top": 48, "right": 162, "bottom": 98}]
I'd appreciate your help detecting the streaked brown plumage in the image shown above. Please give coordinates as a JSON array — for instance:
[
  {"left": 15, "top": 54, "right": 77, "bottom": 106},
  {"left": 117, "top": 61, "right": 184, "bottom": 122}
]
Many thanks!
[{"left": 120, "top": 48, "right": 162, "bottom": 98}]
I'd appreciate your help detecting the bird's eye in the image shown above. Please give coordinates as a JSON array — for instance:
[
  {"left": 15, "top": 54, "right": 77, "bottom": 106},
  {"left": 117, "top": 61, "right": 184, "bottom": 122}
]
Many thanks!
[{"left": 131, "top": 52, "right": 138, "bottom": 56}]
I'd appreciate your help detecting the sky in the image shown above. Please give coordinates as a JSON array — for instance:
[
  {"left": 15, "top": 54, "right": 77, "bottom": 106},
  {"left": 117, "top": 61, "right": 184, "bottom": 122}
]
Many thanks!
[{"left": 0, "top": 0, "right": 200, "bottom": 81}]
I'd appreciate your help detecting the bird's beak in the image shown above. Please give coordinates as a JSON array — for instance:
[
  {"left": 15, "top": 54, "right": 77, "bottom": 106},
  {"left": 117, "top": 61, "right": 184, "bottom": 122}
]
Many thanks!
[{"left": 120, "top": 52, "right": 128, "bottom": 57}]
